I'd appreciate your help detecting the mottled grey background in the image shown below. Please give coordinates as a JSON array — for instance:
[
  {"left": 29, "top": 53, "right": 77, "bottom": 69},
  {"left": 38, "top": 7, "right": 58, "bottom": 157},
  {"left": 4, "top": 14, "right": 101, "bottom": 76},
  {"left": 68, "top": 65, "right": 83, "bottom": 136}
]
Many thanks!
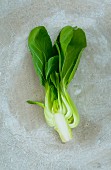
[{"left": 0, "top": 0, "right": 111, "bottom": 170}]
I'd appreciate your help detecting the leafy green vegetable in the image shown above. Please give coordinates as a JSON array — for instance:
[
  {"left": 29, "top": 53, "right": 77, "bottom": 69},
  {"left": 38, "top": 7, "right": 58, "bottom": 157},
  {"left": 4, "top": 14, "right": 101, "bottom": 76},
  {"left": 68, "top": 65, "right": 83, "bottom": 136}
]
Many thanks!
[{"left": 28, "top": 25, "right": 87, "bottom": 143}]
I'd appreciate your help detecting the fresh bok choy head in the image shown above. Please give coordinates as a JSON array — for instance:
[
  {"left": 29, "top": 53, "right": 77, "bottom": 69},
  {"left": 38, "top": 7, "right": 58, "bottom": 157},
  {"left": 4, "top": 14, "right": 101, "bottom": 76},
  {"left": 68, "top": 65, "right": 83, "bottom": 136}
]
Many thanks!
[{"left": 27, "top": 26, "right": 87, "bottom": 143}]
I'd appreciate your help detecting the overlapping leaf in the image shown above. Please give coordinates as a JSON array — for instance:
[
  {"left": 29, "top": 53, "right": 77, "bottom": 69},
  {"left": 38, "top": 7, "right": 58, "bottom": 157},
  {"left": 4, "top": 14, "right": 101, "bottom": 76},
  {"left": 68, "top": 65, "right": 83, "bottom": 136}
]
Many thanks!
[
  {"left": 28, "top": 26, "right": 53, "bottom": 85},
  {"left": 54, "top": 26, "right": 87, "bottom": 86}
]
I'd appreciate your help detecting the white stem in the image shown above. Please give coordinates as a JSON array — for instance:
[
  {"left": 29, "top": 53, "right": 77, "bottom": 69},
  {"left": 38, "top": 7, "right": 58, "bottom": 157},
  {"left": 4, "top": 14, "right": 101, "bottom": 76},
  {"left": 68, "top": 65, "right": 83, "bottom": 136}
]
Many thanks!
[{"left": 54, "top": 112, "right": 72, "bottom": 142}]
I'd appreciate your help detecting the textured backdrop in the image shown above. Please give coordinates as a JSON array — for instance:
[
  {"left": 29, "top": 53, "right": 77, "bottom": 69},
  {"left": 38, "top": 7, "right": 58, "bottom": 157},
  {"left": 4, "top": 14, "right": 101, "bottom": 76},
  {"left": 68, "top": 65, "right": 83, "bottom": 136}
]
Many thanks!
[{"left": 0, "top": 0, "right": 111, "bottom": 170}]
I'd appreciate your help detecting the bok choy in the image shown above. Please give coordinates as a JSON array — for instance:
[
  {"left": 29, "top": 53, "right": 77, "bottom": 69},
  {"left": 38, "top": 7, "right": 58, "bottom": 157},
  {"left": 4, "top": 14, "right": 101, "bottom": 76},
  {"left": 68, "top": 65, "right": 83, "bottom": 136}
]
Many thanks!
[{"left": 27, "top": 26, "right": 87, "bottom": 142}]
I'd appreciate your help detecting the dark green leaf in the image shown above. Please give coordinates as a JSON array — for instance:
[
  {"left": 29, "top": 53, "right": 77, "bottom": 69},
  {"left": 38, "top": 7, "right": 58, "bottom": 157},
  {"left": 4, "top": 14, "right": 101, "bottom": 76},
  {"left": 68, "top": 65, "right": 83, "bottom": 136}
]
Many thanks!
[
  {"left": 54, "top": 33, "right": 63, "bottom": 73},
  {"left": 67, "top": 49, "right": 84, "bottom": 84},
  {"left": 59, "top": 26, "right": 87, "bottom": 85},
  {"left": 28, "top": 26, "right": 53, "bottom": 85},
  {"left": 50, "top": 86, "right": 58, "bottom": 102},
  {"left": 50, "top": 72, "right": 57, "bottom": 88},
  {"left": 60, "top": 26, "right": 74, "bottom": 56},
  {"left": 45, "top": 55, "right": 59, "bottom": 79},
  {"left": 50, "top": 72, "right": 60, "bottom": 89},
  {"left": 29, "top": 44, "right": 46, "bottom": 85}
]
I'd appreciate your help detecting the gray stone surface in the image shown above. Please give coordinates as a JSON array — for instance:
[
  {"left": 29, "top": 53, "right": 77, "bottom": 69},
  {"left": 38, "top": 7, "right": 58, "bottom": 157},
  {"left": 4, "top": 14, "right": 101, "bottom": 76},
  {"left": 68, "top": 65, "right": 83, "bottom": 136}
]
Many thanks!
[{"left": 0, "top": 0, "right": 111, "bottom": 170}]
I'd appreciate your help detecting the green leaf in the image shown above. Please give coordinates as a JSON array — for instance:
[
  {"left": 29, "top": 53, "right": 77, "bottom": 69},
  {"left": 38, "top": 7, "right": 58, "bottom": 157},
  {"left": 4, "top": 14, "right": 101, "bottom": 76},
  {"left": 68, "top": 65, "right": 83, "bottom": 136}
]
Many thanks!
[
  {"left": 60, "top": 26, "right": 74, "bottom": 56},
  {"left": 59, "top": 26, "right": 87, "bottom": 85},
  {"left": 50, "top": 72, "right": 57, "bottom": 88},
  {"left": 67, "top": 49, "right": 84, "bottom": 84},
  {"left": 27, "top": 100, "right": 44, "bottom": 108},
  {"left": 50, "top": 72, "right": 60, "bottom": 89},
  {"left": 28, "top": 26, "right": 53, "bottom": 85},
  {"left": 54, "top": 33, "right": 64, "bottom": 74},
  {"left": 29, "top": 45, "right": 46, "bottom": 85},
  {"left": 50, "top": 86, "right": 58, "bottom": 102},
  {"left": 55, "top": 42, "right": 62, "bottom": 76},
  {"left": 56, "top": 26, "right": 74, "bottom": 73},
  {"left": 45, "top": 55, "right": 59, "bottom": 79}
]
